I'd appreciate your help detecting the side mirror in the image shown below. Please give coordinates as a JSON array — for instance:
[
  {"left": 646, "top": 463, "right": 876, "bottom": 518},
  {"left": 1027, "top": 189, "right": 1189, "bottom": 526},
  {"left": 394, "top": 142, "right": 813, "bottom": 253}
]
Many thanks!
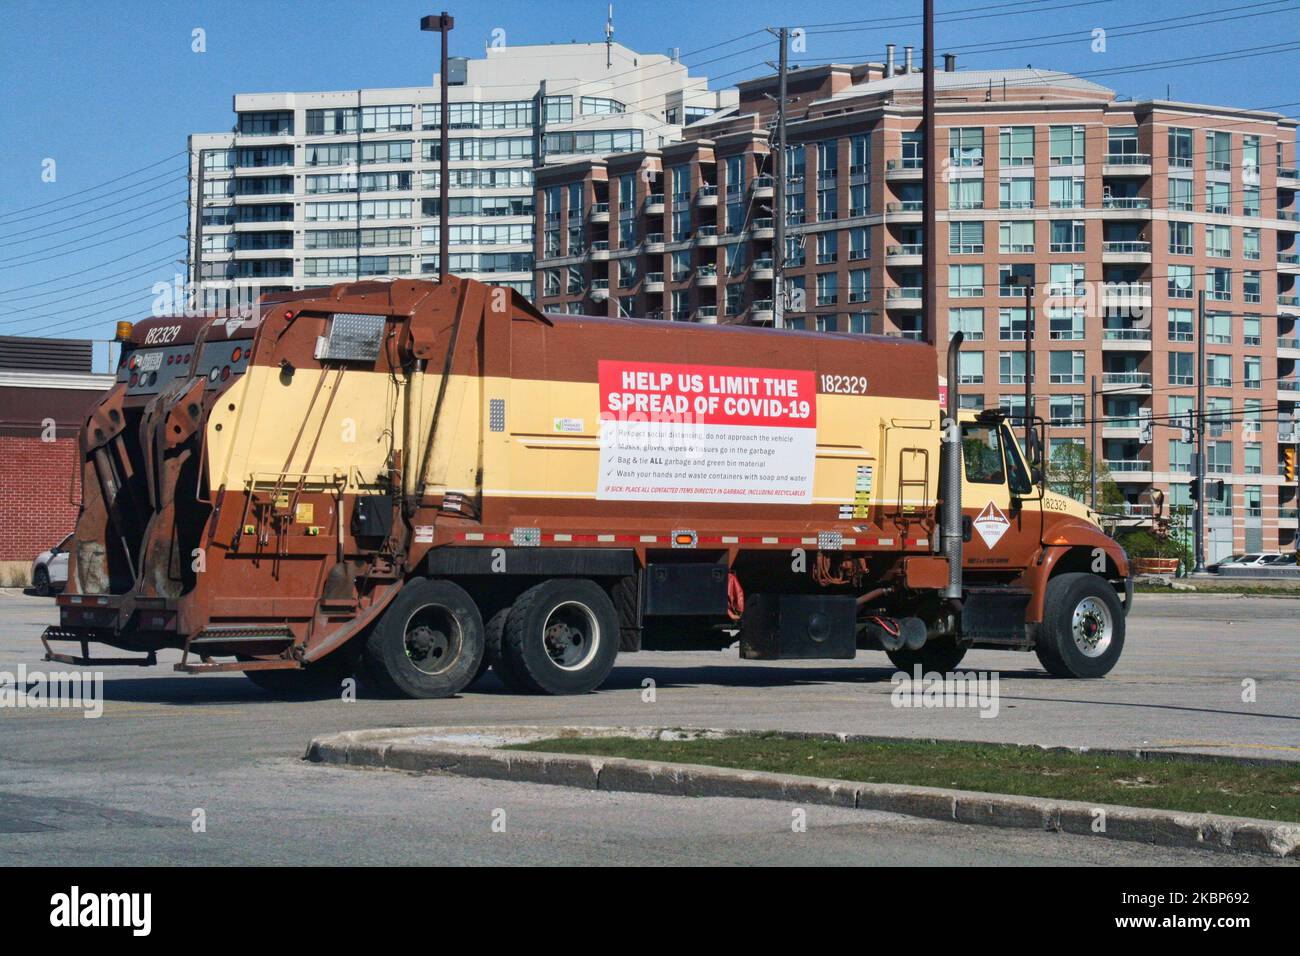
[{"left": 1031, "top": 466, "right": 1044, "bottom": 486}]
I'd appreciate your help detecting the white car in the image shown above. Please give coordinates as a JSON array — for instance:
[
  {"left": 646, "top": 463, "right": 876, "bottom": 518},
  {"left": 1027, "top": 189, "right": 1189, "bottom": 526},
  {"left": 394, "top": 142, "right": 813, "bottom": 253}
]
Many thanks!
[{"left": 31, "top": 533, "right": 72, "bottom": 596}]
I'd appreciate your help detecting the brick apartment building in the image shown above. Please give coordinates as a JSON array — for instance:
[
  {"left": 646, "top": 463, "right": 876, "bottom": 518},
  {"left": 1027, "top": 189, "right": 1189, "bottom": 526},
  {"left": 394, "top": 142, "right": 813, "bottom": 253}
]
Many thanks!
[
  {"left": 533, "top": 55, "right": 1300, "bottom": 560},
  {"left": 0, "top": 336, "right": 114, "bottom": 584}
]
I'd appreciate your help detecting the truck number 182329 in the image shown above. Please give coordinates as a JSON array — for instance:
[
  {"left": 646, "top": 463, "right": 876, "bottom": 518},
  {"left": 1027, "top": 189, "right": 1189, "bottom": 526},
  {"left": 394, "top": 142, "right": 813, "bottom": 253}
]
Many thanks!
[{"left": 819, "top": 374, "right": 869, "bottom": 395}]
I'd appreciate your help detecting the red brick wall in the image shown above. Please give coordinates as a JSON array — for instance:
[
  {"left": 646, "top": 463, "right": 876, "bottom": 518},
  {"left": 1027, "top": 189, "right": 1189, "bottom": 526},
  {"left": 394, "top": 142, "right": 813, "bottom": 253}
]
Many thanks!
[{"left": 0, "top": 436, "right": 80, "bottom": 561}]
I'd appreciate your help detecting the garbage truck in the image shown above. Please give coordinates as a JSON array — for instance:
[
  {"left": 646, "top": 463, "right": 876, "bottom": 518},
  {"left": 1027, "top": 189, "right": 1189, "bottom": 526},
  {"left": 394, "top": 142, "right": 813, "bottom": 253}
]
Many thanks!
[{"left": 44, "top": 276, "right": 1131, "bottom": 697}]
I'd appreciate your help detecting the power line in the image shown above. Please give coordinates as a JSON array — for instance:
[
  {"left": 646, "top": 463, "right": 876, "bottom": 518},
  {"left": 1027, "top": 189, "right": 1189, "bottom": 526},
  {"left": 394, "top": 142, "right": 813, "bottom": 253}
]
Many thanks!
[
  {"left": 0, "top": 176, "right": 188, "bottom": 242},
  {"left": 0, "top": 151, "right": 188, "bottom": 221}
]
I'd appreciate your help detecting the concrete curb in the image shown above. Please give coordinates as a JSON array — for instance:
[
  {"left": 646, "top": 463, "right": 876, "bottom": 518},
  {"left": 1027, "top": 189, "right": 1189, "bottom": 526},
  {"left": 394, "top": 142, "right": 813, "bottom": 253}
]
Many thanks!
[{"left": 304, "top": 726, "right": 1300, "bottom": 860}]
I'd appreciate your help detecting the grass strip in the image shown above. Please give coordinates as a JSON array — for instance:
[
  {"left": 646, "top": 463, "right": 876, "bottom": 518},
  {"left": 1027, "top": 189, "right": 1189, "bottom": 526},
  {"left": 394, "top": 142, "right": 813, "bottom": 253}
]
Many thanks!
[{"left": 507, "top": 734, "right": 1300, "bottom": 822}]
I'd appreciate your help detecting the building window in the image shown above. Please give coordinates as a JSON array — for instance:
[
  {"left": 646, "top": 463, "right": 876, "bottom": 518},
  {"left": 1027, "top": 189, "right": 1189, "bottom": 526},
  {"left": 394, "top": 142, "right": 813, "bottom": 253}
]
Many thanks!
[
  {"left": 949, "top": 178, "right": 983, "bottom": 210},
  {"left": 949, "top": 127, "right": 984, "bottom": 167},
  {"left": 1049, "top": 350, "right": 1085, "bottom": 385},
  {"left": 1000, "top": 220, "right": 1035, "bottom": 253},
  {"left": 1048, "top": 125, "right": 1084, "bottom": 165},
  {"left": 999, "top": 177, "right": 1034, "bottom": 210},
  {"left": 1168, "top": 128, "right": 1193, "bottom": 168},
  {"left": 949, "top": 307, "right": 984, "bottom": 341},
  {"left": 999, "top": 126, "right": 1034, "bottom": 167},
  {"left": 949, "top": 221, "right": 983, "bottom": 255}
]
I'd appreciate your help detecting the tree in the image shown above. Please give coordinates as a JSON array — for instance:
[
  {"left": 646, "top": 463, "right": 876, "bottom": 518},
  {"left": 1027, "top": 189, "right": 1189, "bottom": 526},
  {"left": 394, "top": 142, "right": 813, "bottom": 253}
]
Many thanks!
[{"left": 1046, "top": 442, "right": 1123, "bottom": 509}]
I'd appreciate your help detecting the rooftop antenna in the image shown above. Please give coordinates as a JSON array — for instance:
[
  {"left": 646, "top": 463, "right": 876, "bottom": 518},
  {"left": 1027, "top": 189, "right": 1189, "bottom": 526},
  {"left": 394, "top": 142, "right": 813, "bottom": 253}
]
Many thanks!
[{"left": 605, "top": 4, "right": 614, "bottom": 68}]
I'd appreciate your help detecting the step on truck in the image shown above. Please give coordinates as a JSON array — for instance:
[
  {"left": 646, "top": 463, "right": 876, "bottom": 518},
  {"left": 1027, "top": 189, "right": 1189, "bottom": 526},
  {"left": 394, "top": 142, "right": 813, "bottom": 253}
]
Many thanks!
[{"left": 44, "top": 276, "right": 1131, "bottom": 697}]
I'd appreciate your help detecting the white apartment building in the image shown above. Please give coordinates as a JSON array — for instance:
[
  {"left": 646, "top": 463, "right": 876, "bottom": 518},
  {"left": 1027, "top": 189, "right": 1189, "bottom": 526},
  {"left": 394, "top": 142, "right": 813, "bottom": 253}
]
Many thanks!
[{"left": 187, "top": 41, "right": 735, "bottom": 305}]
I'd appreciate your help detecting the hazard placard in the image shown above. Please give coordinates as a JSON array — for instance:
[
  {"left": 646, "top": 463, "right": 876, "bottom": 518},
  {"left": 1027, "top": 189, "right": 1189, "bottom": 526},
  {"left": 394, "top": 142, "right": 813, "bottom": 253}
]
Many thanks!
[{"left": 973, "top": 501, "right": 1010, "bottom": 549}]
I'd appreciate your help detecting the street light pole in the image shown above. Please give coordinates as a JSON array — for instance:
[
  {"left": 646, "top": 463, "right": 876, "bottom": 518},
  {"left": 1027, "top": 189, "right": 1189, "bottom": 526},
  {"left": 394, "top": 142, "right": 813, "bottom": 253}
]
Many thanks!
[{"left": 421, "top": 12, "right": 455, "bottom": 282}]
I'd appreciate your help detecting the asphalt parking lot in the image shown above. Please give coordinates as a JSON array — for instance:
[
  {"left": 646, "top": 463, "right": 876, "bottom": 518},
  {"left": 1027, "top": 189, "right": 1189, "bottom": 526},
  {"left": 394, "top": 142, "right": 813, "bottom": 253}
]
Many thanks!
[{"left": 1, "top": 589, "right": 1296, "bottom": 865}]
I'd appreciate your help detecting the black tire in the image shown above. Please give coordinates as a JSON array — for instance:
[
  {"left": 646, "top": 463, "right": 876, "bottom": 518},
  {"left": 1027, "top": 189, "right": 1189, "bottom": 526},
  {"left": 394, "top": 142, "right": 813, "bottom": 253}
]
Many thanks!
[
  {"left": 501, "top": 579, "right": 620, "bottom": 695},
  {"left": 362, "top": 578, "right": 485, "bottom": 698},
  {"left": 480, "top": 606, "right": 532, "bottom": 693},
  {"left": 1034, "top": 572, "right": 1125, "bottom": 678},
  {"left": 32, "top": 565, "right": 51, "bottom": 597},
  {"left": 242, "top": 657, "right": 352, "bottom": 700},
  {"left": 885, "top": 636, "right": 967, "bottom": 673}
]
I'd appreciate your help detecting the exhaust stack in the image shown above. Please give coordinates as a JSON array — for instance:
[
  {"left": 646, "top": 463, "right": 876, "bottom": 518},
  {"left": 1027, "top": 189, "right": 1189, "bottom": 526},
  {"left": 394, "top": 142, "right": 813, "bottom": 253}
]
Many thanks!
[{"left": 943, "top": 332, "right": 965, "bottom": 602}]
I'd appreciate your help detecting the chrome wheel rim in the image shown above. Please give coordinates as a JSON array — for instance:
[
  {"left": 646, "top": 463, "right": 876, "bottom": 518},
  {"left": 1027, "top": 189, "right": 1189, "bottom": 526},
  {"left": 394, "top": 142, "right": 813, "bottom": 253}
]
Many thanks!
[
  {"left": 543, "top": 602, "right": 599, "bottom": 671},
  {"left": 1071, "top": 597, "right": 1113, "bottom": 658}
]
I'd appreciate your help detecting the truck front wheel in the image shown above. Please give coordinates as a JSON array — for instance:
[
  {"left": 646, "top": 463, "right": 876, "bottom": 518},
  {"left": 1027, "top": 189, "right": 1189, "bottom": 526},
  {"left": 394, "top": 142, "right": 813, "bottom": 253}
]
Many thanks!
[
  {"left": 364, "top": 578, "right": 485, "bottom": 698},
  {"left": 501, "top": 579, "right": 619, "bottom": 695},
  {"left": 1034, "top": 572, "right": 1125, "bottom": 679}
]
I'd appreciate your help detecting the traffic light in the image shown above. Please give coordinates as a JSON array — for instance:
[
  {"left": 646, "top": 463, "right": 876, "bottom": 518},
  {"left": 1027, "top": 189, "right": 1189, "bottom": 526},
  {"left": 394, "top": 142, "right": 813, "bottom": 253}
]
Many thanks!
[
  {"left": 1180, "top": 413, "right": 1195, "bottom": 444},
  {"left": 1286, "top": 446, "right": 1297, "bottom": 482},
  {"left": 1206, "top": 479, "right": 1225, "bottom": 502},
  {"left": 1189, "top": 477, "right": 1199, "bottom": 501}
]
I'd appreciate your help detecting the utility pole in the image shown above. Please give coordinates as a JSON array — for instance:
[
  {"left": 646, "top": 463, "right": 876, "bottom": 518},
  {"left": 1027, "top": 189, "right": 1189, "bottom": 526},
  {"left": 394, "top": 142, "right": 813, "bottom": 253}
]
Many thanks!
[
  {"left": 421, "top": 12, "right": 455, "bottom": 282},
  {"left": 1090, "top": 374, "right": 1098, "bottom": 510},
  {"left": 1022, "top": 279, "right": 1034, "bottom": 447},
  {"left": 922, "top": 0, "right": 936, "bottom": 345},
  {"left": 1193, "top": 288, "right": 1208, "bottom": 573},
  {"left": 192, "top": 146, "right": 206, "bottom": 300},
  {"left": 1007, "top": 273, "right": 1034, "bottom": 443},
  {"left": 770, "top": 26, "right": 788, "bottom": 329}
]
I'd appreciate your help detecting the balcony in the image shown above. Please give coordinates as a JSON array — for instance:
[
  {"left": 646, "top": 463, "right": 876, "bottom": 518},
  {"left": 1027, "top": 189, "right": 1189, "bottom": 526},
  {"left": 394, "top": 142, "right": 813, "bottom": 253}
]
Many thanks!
[
  {"left": 1102, "top": 240, "right": 1152, "bottom": 264},
  {"left": 643, "top": 232, "right": 665, "bottom": 253},
  {"left": 1279, "top": 378, "right": 1300, "bottom": 399},
  {"left": 695, "top": 305, "right": 719, "bottom": 324},
  {"left": 751, "top": 257, "right": 774, "bottom": 280},
  {"left": 696, "top": 185, "right": 718, "bottom": 207},
  {"left": 1102, "top": 371, "right": 1152, "bottom": 391},
  {"left": 1102, "top": 153, "right": 1152, "bottom": 175},
  {"left": 695, "top": 225, "right": 719, "bottom": 247},
  {"left": 751, "top": 175, "right": 774, "bottom": 199},
  {"left": 886, "top": 287, "right": 923, "bottom": 308},
  {"left": 643, "top": 272, "right": 664, "bottom": 293},
  {"left": 886, "top": 200, "right": 923, "bottom": 221},
  {"left": 1278, "top": 210, "right": 1300, "bottom": 229},
  {"left": 589, "top": 202, "right": 610, "bottom": 223},
  {"left": 696, "top": 265, "right": 718, "bottom": 287},
  {"left": 886, "top": 243, "right": 922, "bottom": 266},
  {"left": 1102, "top": 282, "right": 1153, "bottom": 309},
  {"left": 750, "top": 299, "right": 774, "bottom": 323},
  {"left": 750, "top": 217, "right": 774, "bottom": 239},
  {"left": 1279, "top": 337, "right": 1300, "bottom": 358},
  {"left": 589, "top": 279, "right": 609, "bottom": 300},
  {"left": 644, "top": 193, "right": 665, "bottom": 215},
  {"left": 1279, "top": 252, "right": 1300, "bottom": 275},
  {"left": 1104, "top": 459, "right": 1153, "bottom": 477},
  {"left": 1278, "top": 294, "right": 1299, "bottom": 314},
  {"left": 1102, "top": 196, "right": 1151, "bottom": 209},
  {"left": 1102, "top": 328, "right": 1153, "bottom": 350},
  {"left": 589, "top": 240, "right": 610, "bottom": 261},
  {"left": 886, "top": 158, "right": 923, "bottom": 180}
]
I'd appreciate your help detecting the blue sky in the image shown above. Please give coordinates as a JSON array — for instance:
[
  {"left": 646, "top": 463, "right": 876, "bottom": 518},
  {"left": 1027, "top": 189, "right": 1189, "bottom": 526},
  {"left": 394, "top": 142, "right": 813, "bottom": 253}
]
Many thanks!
[{"left": 0, "top": 0, "right": 1296, "bottom": 343}]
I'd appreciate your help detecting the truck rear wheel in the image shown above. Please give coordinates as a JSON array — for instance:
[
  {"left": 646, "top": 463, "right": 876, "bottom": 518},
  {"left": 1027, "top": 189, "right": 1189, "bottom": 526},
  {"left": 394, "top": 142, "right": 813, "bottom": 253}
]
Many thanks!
[
  {"left": 363, "top": 578, "right": 485, "bottom": 698},
  {"left": 501, "top": 579, "right": 619, "bottom": 695},
  {"left": 885, "top": 636, "right": 966, "bottom": 673},
  {"left": 1034, "top": 572, "right": 1124, "bottom": 679},
  {"left": 482, "top": 606, "right": 533, "bottom": 693}
]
